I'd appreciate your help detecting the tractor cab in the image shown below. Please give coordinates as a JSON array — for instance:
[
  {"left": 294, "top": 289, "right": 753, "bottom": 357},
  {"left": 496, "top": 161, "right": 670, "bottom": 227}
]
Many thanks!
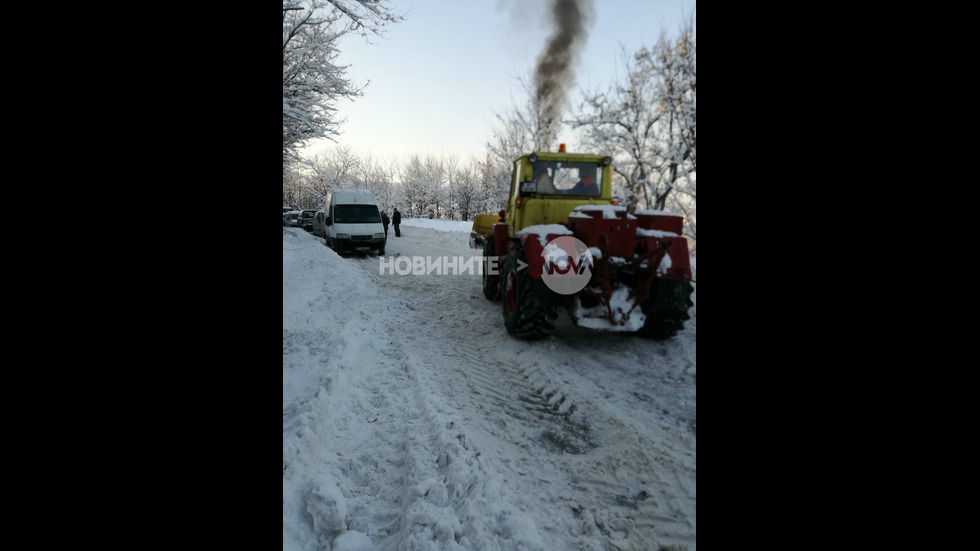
[{"left": 507, "top": 145, "right": 614, "bottom": 237}]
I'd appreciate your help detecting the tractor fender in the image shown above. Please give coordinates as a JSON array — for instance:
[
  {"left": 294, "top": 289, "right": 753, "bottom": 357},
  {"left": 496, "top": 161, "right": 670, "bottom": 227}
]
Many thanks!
[{"left": 493, "top": 223, "right": 511, "bottom": 258}]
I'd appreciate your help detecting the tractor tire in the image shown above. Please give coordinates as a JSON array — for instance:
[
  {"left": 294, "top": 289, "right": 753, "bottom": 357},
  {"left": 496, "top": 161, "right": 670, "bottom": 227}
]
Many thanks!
[
  {"left": 637, "top": 279, "right": 694, "bottom": 340},
  {"left": 483, "top": 235, "right": 501, "bottom": 301},
  {"left": 502, "top": 244, "right": 556, "bottom": 340}
]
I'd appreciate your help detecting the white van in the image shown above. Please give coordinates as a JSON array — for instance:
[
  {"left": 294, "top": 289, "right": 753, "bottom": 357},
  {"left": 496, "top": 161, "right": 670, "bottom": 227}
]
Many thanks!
[{"left": 324, "top": 189, "right": 387, "bottom": 255}]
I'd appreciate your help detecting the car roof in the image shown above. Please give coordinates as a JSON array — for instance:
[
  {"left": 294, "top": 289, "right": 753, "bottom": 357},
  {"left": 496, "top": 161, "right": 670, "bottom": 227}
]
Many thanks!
[{"left": 330, "top": 189, "right": 378, "bottom": 205}]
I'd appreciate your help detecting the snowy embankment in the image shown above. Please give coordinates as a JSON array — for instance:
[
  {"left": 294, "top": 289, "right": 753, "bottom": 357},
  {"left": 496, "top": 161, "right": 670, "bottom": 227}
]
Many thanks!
[{"left": 283, "top": 218, "right": 696, "bottom": 551}]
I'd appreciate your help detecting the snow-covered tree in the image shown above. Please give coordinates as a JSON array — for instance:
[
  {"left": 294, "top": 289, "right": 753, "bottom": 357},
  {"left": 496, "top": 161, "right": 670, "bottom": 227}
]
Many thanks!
[
  {"left": 306, "top": 145, "right": 362, "bottom": 207},
  {"left": 399, "top": 155, "right": 447, "bottom": 218},
  {"left": 478, "top": 153, "right": 508, "bottom": 215},
  {"left": 446, "top": 156, "right": 484, "bottom": 221},
  {"left": 359, "top": 154, "right": 399, "bottom": 213},
  {"left": 282, "top": 1, "right": 402, "bottom": 167},
  {"left": 283, "top": 167, "right": 324, "bottom": 210},
  {"left": 283, "top": 168, "right": 305, "bottom": 208},
  {"left": 570, "top": 19, "right": 695, "bottom": 229}
]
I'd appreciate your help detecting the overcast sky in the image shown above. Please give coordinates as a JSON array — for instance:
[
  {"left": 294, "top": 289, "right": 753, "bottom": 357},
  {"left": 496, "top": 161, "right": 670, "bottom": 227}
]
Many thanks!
[{"left": 301, "top": 0, "right": 696, "bottom": 166}]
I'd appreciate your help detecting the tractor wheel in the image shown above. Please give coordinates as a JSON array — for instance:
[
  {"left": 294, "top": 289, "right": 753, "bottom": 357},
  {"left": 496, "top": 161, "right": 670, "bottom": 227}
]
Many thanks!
[
  {"left": 483, "top": 235, "right": 501, "bottom": 301},
  {"left": 637, "top": 279, "right": 694, "bottom": 340},
  {"left": 502, "top": 244, "right": 556, "bottom": 340}
]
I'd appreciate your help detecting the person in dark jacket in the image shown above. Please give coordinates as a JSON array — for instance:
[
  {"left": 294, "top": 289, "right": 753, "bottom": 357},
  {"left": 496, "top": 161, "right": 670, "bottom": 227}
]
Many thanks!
[
  {"left": 569, "top": 164, "right": 599, "bottom": 196},
  {"left": 392, "top": 208, "right": 402, "bottom": 237},
  {"left": 380, "top": 210, "right": 390, "bottom": 238}
]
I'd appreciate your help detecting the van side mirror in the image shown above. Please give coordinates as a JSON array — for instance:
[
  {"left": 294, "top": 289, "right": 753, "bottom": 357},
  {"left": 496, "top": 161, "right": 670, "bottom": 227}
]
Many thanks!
[{"left": 325, "top": 216, "right": 332, "bottom": 226}]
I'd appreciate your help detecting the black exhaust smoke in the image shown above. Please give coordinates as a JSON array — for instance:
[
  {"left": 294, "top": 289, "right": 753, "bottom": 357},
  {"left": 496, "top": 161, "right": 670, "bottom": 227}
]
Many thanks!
[{"left": 534, "top": 0, "right": 594, "bottom": 150}]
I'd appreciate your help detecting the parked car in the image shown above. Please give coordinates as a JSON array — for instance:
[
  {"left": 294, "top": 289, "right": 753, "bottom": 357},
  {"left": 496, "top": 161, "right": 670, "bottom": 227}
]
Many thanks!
[
  {"left": 298, "top": 209, "right": 317, "bottom": 232},
  {"left": 312, "top": 210, "right": 329, "bottom": 237},
  {"left": 284, "top": 210, "right": 301, "bottom": 228}
]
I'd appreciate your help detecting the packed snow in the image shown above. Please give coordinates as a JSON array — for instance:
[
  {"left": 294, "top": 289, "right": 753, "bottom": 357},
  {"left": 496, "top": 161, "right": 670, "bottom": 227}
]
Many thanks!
[
  {"left": 637, "top": 228, "right": 680, "bottom": 239},
  {"left": 569, "top": 205, "right": 637, "bottom": 220},
  {"left": 283, "top": 218, "right": 696, "bottom": 550},
  {"left": 570, "top": 285, "right": 647, "bottom": 332}
]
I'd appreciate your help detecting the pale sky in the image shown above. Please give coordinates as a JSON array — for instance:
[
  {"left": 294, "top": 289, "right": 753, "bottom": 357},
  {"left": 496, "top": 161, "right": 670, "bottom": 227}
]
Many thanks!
[{"left": 301, "top": 0, "right": 696, "bottom": 166}]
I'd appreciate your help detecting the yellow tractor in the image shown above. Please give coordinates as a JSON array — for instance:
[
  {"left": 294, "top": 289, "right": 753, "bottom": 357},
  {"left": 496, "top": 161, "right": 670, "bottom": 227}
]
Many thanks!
[{"left": 470, "top": 145, "right": 693, "bottom": 340}]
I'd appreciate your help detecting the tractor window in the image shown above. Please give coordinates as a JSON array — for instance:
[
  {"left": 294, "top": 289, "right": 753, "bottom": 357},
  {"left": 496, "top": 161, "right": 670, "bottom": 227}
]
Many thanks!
[{"left": 529, "top": 161, "right": 602, "bottom": 197}]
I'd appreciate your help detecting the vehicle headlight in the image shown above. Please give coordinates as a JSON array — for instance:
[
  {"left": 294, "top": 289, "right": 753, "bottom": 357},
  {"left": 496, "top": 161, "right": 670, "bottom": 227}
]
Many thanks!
[
  {"left": 336, "top": 233, "right": 350, "bottom": 239},
  {"left": 373, "top": 233, "right": 385, "bottom": 239}
]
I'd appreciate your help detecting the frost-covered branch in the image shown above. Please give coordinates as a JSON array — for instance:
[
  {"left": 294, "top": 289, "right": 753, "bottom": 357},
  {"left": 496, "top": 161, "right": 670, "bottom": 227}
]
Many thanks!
[
  {"left": 569, "top": 20, "right": 694, "bottom": 220},
  {"left": 283, "top": 1, "right": 404, "bottom": 166}
]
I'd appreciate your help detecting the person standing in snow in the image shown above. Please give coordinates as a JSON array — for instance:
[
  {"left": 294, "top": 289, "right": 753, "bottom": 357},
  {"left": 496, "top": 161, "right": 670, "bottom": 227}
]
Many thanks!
[
  {"left": 380, "top": 210, "right": 390, "bottom": 238},
  {"left": 392, "top": 208, "right": 401, "bottom": 237}
]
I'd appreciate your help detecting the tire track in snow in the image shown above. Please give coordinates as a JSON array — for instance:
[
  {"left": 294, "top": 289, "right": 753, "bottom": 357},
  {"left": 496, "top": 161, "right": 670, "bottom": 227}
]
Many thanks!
[
  {"left": 442, "top": 329, "right": 696, "bottom": 549},
  {"left": 444, "top": 339, "right": 596, "bottom": 455},
  {"left": 391, "top": 304, "right": 696, "bottom": 549},
  {"left": 320, "top": 298, "right": 545, "bottom": 549}
]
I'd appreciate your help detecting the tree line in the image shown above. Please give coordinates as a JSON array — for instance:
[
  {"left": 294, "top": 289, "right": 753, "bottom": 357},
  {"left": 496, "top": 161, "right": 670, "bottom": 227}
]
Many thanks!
[
  {"left": 284, "top": 1, "right": 695, "bottom": 241},
  {"left": 282, "top": 147, "right": 503, "bottom": 222}
]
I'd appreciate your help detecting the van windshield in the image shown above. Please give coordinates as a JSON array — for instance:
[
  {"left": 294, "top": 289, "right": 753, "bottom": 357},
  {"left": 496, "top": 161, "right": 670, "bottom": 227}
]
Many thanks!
[{"left": 334, "top": 205, "right": 381, "bottom": 224}]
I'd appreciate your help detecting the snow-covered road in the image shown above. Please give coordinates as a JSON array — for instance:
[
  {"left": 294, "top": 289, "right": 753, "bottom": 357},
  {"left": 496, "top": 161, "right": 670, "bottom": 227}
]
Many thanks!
[{"left": 283, "top": 219, "right": 696, "bottom": 550}]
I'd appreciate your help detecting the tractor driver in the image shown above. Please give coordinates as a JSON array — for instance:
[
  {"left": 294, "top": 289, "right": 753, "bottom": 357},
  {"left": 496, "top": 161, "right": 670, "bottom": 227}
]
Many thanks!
[{"left": 569, "top": 164, "right": 599, "bottom": 196}]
